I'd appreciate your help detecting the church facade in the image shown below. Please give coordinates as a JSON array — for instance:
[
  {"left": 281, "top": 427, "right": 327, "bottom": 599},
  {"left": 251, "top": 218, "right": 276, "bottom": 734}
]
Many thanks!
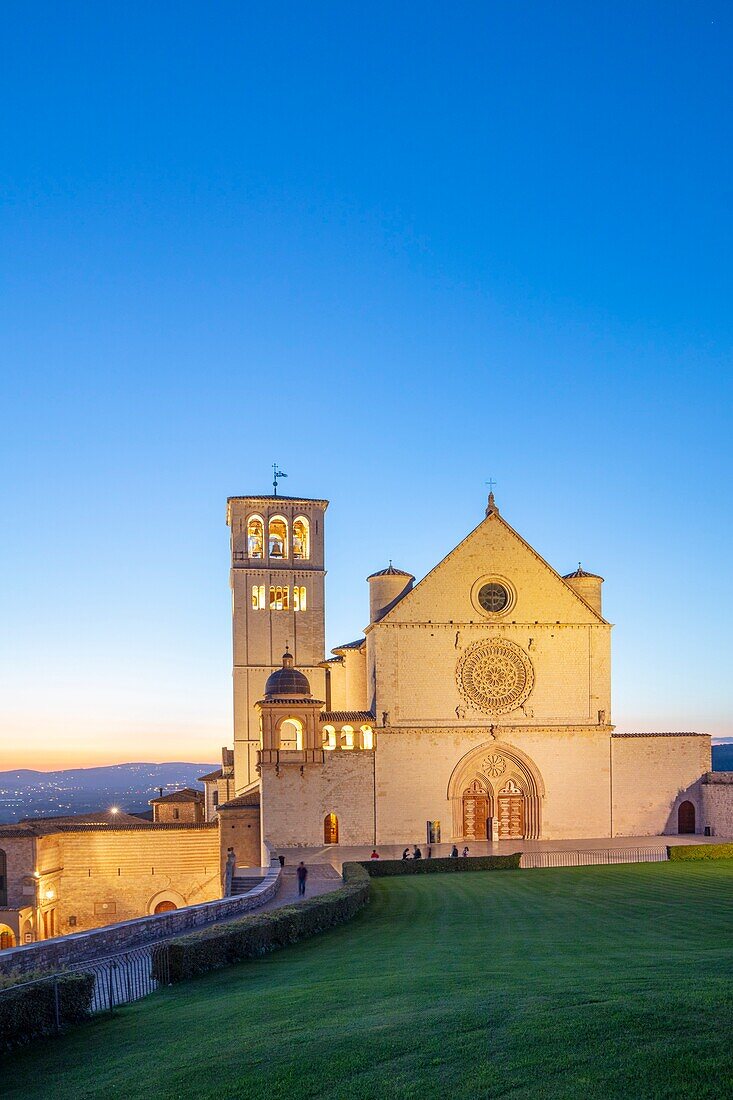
[{"left": 222, "top": 492, "right": 710, "bottom": 850}]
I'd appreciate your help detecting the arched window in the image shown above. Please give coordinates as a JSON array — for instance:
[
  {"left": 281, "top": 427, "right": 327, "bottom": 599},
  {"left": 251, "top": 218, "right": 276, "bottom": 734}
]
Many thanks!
[
  {"left": 341, "top": 725, "right": 355, "bottom": 750},
  {"left": 247, "top": 515, "right": 264, "bottom": 558},
  {"left": 0, "top": 924, "right": 15, "bottom": 951},
  {"left": 293, "top": 586, "right": 307, "bottom": 612},
  {"left": 360, "top": 725, "right": 374, "bottom": 750},
  {"left": 269, "top": 585, "right": 290, "bottom": 611},
  {"left": 678, "top": 800, "right": 696, "bottom": 834},
  {"left": 269, "top": 516, "right": 288, "bottom": 558},
  {"left": 251, "top": 584, "right": 265, "bottom": 610},
  {"left": 279, "top": 718, "right": 303, "bottom": 751},
  {"left": 324, "top": 813, "right": 339, "bottom": 844},
  {"left": 293, "top": 517, "right": 310, "bottom": 560},
  {"left": 0, "top": 849, "right": 6, "bottom": 907},
  {"left": 323, "top": 725, "right": 336, "bottom": 750}
]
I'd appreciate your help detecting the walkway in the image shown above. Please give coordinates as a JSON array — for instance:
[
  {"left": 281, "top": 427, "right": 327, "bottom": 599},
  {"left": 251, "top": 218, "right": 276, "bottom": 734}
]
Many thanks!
[
  {"left": 255, "top": 863, "right": 344, "bottom": 911},
  {"left": 274, "top": 833, "right": 724, "bottom": 872}
]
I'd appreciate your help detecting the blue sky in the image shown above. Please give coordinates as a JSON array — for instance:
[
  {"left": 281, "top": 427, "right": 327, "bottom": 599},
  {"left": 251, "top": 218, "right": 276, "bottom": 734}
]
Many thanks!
[{"left": 1, "top": 3, "right": 731, "bottom": 766}]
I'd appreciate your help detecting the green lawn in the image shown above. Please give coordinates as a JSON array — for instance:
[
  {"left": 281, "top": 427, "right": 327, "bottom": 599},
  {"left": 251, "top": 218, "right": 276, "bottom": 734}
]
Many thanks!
[{"left": 6, "top": 861, "right": 733, "bottom": 1099}]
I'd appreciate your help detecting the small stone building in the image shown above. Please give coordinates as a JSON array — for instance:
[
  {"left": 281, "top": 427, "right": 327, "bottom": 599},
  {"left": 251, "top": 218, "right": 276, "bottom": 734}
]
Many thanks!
[{"left": 150, "top": 788, "right": 205, "bottom": 824}]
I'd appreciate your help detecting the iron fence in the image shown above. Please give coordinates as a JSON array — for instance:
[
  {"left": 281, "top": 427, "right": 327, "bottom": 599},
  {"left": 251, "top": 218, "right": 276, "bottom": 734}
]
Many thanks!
[
  {"left": 520, "top": 846, "right": 668, "bottom": 869},
  {"left": 68, "top": 942, "right": 170, "bottom": 1012}
]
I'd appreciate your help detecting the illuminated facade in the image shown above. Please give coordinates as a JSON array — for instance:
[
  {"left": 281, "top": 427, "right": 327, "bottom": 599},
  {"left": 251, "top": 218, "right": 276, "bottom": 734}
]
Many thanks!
[{"left": 225, "top": 491, "right": 712, "bottom": 849}]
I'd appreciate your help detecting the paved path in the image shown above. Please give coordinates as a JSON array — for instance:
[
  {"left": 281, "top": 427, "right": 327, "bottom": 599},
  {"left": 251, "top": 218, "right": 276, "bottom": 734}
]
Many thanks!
[
  {"left": 274, "top": 833, "right": 724, "bottom": 872},
  {"left": 256, "top": 863, "right": 344, "bottom": 912}
]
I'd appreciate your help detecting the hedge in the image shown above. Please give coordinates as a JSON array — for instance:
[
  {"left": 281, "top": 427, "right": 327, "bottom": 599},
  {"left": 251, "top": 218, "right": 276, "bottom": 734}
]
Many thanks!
[
  {"left": 668, "top": 843, "right": 733, "bottom": 861},
  {"left": 165, "top": 861, "right": 371, "bottom": 982},
  {"left": 360, "top": 854, "right": 521, "bottom": 876},
  {"left": 0, "top": 971, "right": 95, "bottom": 1055}
]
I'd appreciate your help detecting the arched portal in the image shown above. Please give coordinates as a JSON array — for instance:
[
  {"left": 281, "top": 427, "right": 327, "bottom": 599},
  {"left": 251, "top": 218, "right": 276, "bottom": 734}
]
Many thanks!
[
  {"left": 447, "top": 742, "right": 544, "bottom": 840},
  {"left": 678, "top": 800, "right": 696, "bottom": 835},
  {"left": 324, "top": 813, "right": 339, "bottom": 844},
  {"left": 0, "top": 924, "right": 16, "bottom": 950},
  {"left": 462, "top": 779, "right": 492, "bottom": 840},
  {"left": 154, "top": 900, "right": 177, "bottom": 914}
]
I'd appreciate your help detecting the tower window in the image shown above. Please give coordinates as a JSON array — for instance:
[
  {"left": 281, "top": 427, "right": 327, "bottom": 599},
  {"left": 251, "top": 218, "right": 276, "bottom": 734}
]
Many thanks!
[
  {"left": 293, "top": 517, "right": 310, "bottom": 560},
  {"left": 360, "top": 725, "right": 374, "bottom": 750},
  {"left": 269, "top": 516, "right": 288, "bottom": 558},
  {"left": 279, "top": 718, "right": 303, "bottom": 751},
  {"left": 247, "top": 515, "right": 264, "bottom": 559},
  {"left": 341, "top": 725, "right": 355, "bottom": 750},
  {"left": 269, "top": 586, "right": 290, "bottom": 611},
  {"left": 293, "top": 586, "right": 307, "bottom": 612},
  {"left": 251, "top": 584, "right": 265, "bottom": 610}
]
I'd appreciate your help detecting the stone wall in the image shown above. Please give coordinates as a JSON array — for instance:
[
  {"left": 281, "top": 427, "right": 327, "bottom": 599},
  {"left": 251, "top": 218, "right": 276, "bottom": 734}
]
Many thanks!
[
  {"left": 611, "top": 734, "right": 711, "bottom": 836},
  {"left": 0, "top": 859, "right": 282, "bottom": 976},
  {"left": 701, "top": 773, "right": 733, "bottom": 837}
]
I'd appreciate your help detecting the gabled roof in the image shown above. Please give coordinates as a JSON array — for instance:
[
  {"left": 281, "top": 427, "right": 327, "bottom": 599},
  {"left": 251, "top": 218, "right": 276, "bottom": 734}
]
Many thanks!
[
  {"left": 373, "top": 506, "right": 609, "bottom": 628},
  {"left": 150, "top": 788, "right": 203, "bottom": 804},
  {"left": 219, "top": 790, "right": 261, "bottom": 809},
  {"left": 198, "top": 769, "right": 223, "bottom": 782}
]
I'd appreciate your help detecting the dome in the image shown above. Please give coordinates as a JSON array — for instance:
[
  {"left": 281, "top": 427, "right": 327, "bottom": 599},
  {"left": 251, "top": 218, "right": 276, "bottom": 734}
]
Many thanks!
[{"left": 263, "top": 648, "right": 312, "bottom": 698}]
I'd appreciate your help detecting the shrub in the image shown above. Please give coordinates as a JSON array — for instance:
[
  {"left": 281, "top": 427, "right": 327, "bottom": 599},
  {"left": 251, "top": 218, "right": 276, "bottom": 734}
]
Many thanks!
[
  {"left": 166, "top": 862, "right": 370, "bottom": 982},
  {"left": 0, "top": 971, "right": 95, "bottom": 1055},
  {"left": 359, "top": 854, "right": 521, "bottom": 876},
  {"left": 668, "top": 843, "right": 733, "bottom": 861}
]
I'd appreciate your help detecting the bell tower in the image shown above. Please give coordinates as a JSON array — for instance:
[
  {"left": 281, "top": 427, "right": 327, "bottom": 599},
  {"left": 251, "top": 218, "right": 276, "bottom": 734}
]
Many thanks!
[{"left": 226, "top": 493, "right": 328, "bottom": 790}]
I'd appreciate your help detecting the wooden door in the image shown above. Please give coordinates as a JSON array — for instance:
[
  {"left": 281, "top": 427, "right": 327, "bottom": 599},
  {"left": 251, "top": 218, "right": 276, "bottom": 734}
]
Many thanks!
[
  {"left": 678, "top": 800, "right": 696, "bottom": 834},
  {"left": 462, "top": 783, "right": 490, "bottom": 840},
  {"left": 498, "top": 781, "right": 525, "bottom": 839},
  {"left": 154, "top": 900, "right": 177, "bottom": 914},
  {"left": 324, "top": 813, "right": 339, "bottom": 844}
]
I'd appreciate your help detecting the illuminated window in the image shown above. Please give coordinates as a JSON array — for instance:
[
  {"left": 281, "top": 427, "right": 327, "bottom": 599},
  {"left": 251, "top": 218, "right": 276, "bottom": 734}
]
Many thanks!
[
  {"left": 269, "top": 585, "right": 290, "bottom": 611},
  {"left": 293, "top": 586, "right": 307, "bottom": 612},
  {"left": 279, "top": 718, "right": 303, "bottom": 751},
  {"left": 247, "top": 515, "right": 264, "bottom": 558},
  {"left": 341, "top": 725, "right": 354, "bottom": 750},
  {"left": 293, "top": 517, "right": 310, "bottom": 560},
  {"left": 251, "top": 584, "right": 265, "bottom": 610},
  {"left": 269, "top": 516, "right": 288, "bottom": 558},
  {"left": 323, "top": 725, "right": 336, "bottom": 750},
  {"left": 360, "top": 725, "right": 374, "bottom": 750}
]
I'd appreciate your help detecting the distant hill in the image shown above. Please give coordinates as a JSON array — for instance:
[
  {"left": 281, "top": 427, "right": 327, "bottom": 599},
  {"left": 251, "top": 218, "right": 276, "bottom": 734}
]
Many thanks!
[
  {"left": 712, "top": 744, "right": 733, "bottom": 772},
  {"left": 0, "top": 762, "right": 217, "bottom": 824}
]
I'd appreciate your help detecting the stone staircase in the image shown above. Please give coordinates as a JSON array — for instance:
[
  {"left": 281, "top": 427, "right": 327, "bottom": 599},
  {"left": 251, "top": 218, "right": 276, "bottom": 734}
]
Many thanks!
[{"left": 230, "top": 874, "right": 266, "bottom": 897}]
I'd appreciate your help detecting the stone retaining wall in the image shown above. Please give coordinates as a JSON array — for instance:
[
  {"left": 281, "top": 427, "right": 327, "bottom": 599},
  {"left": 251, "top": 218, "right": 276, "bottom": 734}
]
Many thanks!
[{"left": 0, "top": 859, "right": 282, "bottom": 977}]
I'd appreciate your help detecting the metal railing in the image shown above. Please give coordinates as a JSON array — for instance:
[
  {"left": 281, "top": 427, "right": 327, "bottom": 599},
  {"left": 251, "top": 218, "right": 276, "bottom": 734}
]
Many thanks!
[
  {"left": 68, "top": 942, "right": 170, "bottom": 1012},
  {"left": 520, "top": 846, "right": 668, "bottom": 869}
]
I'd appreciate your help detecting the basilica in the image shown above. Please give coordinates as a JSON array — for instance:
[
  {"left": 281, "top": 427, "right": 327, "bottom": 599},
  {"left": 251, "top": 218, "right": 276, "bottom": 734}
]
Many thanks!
[{"left": 215, "top": 490, "right": 711, "bottom": 853}]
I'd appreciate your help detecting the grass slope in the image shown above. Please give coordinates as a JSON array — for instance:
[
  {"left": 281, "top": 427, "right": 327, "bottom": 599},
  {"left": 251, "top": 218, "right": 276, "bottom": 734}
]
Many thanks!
[{"left": 6, "top": 862, "right": 733, "bottom": 1099}]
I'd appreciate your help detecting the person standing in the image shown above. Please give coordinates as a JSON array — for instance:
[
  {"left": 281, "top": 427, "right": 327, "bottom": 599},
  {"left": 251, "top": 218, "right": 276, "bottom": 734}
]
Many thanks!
[
  {"left": 296, "top": 861, "right": 308, "bottom": 896},
  {"left": 370, "top": 849, "right": 380, "bottom": 859},
  {"left": 462, "top": 846, "right": 470, "bottom": 858},
  {"left": 450, "top": 845, "right": 459, "bottom": 858},
  {"left": 402, "top": 847, "right": 410, "bottom": 860},
  {"left": 413, "top": 845, "right": 422, "bottom": 859}
]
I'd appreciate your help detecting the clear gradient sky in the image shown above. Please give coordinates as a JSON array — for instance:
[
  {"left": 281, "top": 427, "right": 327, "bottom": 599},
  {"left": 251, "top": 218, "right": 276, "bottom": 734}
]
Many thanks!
[{"left": 1, "top": 3, "right": 731, "bottom": 769}]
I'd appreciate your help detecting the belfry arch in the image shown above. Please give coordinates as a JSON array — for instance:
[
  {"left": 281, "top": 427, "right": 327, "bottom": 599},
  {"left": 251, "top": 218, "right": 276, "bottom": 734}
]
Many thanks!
[{"left": 447, "top": 742, "right": 544, "bottom": 841}]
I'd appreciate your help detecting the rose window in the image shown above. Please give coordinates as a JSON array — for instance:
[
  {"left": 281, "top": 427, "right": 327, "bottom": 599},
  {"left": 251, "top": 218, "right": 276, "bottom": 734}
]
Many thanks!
[{"left": 456, "top": 639, "right": 534, "bottom": 714}]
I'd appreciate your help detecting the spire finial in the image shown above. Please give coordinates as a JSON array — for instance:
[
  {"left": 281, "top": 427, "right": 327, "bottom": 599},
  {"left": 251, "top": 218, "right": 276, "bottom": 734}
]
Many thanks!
[{"left": 485, "top": 479, "right": 500, "bottom": 517}]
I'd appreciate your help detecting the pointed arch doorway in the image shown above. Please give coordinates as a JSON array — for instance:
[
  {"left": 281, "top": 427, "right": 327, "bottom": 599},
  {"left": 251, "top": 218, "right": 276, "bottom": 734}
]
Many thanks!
[{"left": 462, "top": 780, "right": 492, "bottom": 840}]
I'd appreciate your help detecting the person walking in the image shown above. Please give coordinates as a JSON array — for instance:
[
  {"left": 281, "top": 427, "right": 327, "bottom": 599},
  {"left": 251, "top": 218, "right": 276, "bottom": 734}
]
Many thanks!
[
  {"left": 450, "top": 845, "right": 459, "bottom": 858},
  {"left": 296, "top": 861, "right": 308, "bottom": 896}
]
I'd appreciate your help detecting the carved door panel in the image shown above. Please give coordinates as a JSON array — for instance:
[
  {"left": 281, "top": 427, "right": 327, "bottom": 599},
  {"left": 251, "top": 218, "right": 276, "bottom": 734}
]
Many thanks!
[
  {"left": 462, "top": 788, "right": 490, "bottom": 839},
  {"left": 498, "top": 795, "right": 525, "bottom": 839}
]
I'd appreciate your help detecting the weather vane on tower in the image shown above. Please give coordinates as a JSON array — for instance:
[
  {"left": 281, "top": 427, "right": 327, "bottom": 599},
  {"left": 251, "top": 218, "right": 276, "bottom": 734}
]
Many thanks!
[{"left": 272, "top": 463, "right": 288, "bottom": 496}]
